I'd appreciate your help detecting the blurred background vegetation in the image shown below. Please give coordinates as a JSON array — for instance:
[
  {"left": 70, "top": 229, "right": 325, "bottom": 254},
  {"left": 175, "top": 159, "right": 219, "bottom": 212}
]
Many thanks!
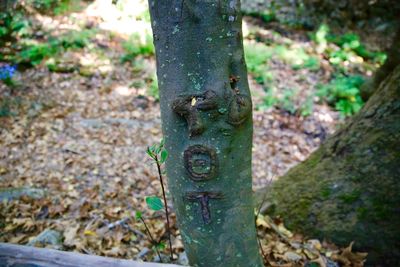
[{"left": 1, "top": 0, "right": 398, "bottom": 118}]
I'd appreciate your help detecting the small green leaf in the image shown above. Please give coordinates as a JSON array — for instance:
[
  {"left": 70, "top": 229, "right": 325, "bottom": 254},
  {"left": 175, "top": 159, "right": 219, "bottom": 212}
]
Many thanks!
[
  {"left": 160, "top": 138, "right": 165, "bottom": 148},
  {"left": 151, "top": 144, "right": 157, "bottom": 152},
  {"left": 160, "top": 149, "right": 168, "bottom": 163},
  {"left": 135, "top": 210, "right": 142, "bottom": 220},
  {"left": 154, "top": 145, "right": 161, "bottom": 155},
  {"left": 155, "top": 241, "right": 166, "bottom": 250},
  {"left": 146, "top": 196, "right": 163, "bottom": 211},
  {"left": 146, "top": 146, "right": 155, "bottom": 159}
]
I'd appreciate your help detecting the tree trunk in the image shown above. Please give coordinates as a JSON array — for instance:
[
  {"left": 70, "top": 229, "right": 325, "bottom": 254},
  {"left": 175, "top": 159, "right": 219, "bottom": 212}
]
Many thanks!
[
  {"left": 361, "top": 27, "right": 400, "bottom": 100},
  {"left": 256, "top": 65, "right": 400, "bottom": 265},
  {"left": 148, "top": 1, "right": 263, "bottom": 267}
]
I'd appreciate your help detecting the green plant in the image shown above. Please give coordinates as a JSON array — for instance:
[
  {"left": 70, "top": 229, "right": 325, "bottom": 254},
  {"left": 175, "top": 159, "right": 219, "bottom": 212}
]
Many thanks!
[
  {"left": 260, "top": 88, "right": 278, "bottom": 109},
  {"left": 245, "top": 43, "right": 273, "bottom": 71},
  {"left": 26, "top": 0, "right": 80, "bottom": 15},
  {"left": 28, "top": 0, "right": 58, "bottom": 10},
  {"left": 14, "top": 29, "right": 94, "bottom": 66},
  {"left": 0, "top": 12, "right": 30, "bottom": 41},
  {"left": 311, "top": 24, "right": 387, "bottom": 65},
  {"left": 280, "top": 88, "right": 297, "bottom": 114},
  {"left": 328, "top": 33, "right": 386, "bottom": 64},
  {"left": 244, "top": 43, "right": 274, "bottom": 85},
  {"left": 17, "top": 42, "right": 58, "bottom": 66},
  {"left": 134, "top": 211, "right": 164, "bottom": 262},
  {"left": 311, "top": 23, "right": 329, "bottom": 53},
  {"left": 300, "top": 95, "right": 314, "bottom": 117},
  {"left": 138, "top": 9, "right": 152, "bottom": 23},
  {"left": 244, "top": 10, "right": 277, "bottom": 24},
  {"left": 273, "top": 45, "right": 320, "bottom": 71},
  {"left": 146, "top": 139, "right": 173, "bottom": 261},
  {"left": 58, "top": 29, "right": 96, "bottom": 49},
  {"left": 54, "top": 0, "right": 81, "bottom": 15},
  {"left": 317, "top": 75, "right": 365, "bottom": 116},
  {"left": 259, "top": 87, "right": 314, "bottom": 116},
  {"left": 0, "top": 64, "right": 17, "bottom": 87},
  {"left": 122, "top": 33, "right": 155, "bottom": 62},
  {"left": 300, "top": 57, "right": 320, "bottom": 70},
  {"left": 314, "top": 24, "right": 329, "bottom": 44},
  {"left": 148, "top": 75, "right": 159, "bottom": 100},
  {"left": 292, "top": 54, "right": 320, "bottom": 71},
  {"left": 242, "top": 0, "right": 281, "bottom": 24}
]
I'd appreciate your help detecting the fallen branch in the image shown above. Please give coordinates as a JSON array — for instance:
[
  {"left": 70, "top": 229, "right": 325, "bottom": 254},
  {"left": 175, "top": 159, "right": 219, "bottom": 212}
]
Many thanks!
[{"left": 0, "top": 243, "right": 185, "bottom": 267}]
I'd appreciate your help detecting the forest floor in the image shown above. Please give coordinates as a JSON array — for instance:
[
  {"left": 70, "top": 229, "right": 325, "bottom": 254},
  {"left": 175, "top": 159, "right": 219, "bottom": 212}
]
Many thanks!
[{"left": 0, "top": 0, "right": 390, "bottom": 266}]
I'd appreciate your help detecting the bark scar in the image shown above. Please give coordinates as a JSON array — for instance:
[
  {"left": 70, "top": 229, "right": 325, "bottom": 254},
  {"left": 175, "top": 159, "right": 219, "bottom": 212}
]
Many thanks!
[{"left": 226, "top": 76, "right": 252, "bottom": 125}]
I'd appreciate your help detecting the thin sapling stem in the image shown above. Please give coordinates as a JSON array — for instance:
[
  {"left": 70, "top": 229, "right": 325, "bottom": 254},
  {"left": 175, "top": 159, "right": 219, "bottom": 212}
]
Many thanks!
[
  {"left": 155, "top": 154, "right": 174, "bottom": 261},
  {"left": 140, "top": 217, "right": 163, "bottom": 262}
]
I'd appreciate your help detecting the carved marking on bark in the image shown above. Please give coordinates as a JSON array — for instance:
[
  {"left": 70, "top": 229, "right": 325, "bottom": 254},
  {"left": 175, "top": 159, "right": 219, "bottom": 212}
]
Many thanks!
[
  {"left": 184, "top": 145, "right": 217, "bottom": 181},
  {"left": 172, "top": 90, "right": 219, "bottom": 137},
  {"left": 185, "top": 191, "right": 223, "bottom": 224},
  {"left": 229, "top": 75, "right": 239, "bottom": 89}
]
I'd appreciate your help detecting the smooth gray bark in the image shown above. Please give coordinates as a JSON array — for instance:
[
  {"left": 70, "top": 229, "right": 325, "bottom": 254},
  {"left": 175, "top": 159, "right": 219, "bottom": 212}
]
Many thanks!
[{"left": 148, "top": 1, "right": 263, "bottom": 266}]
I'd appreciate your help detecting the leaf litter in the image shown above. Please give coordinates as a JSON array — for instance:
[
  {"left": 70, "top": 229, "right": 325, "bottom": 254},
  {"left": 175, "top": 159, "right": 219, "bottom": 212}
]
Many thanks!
[{"left": 256, "top": 214, "right": 367, "bottom": 266}]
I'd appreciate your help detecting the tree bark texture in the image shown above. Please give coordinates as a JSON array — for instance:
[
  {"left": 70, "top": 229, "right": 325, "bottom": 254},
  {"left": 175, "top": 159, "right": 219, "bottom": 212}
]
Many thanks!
[
  {"left": 257, "top": 65, "right": 400, "bottom": 266},
  {"left": 148, "top": 1, "right": 263, "bottom": 266}
]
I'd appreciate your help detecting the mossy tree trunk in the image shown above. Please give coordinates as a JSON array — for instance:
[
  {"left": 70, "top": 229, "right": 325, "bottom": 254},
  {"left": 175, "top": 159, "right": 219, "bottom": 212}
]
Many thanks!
[
  {"left": 257, "top": 65, "right": 400, "bottom": 266},
  {"left": 148, "top": 1, "right": 263, "bottom": 266}
]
